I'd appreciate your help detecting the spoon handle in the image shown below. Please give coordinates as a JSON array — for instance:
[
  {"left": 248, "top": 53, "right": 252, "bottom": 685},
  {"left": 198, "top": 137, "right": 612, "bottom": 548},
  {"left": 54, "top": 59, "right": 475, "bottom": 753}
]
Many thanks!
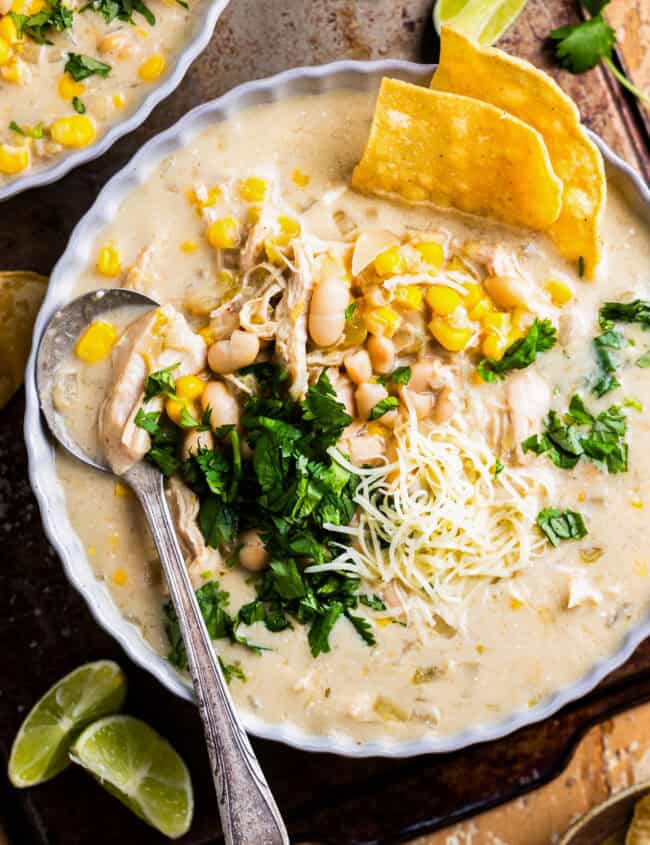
[{"left": 125, "top": 462, "right": 289, "bottom": 845}]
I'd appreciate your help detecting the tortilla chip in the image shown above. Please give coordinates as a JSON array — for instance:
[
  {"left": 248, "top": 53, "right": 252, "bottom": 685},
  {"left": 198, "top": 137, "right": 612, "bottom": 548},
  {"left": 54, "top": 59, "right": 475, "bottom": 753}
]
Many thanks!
[
  {"left": 352, "top": 78, "right": 562, "bottom": 232},
  {"left": 431, "top": 26, "right": 606, "bottom": 278},
  {"left": 0, "top": 271, "right": 48, "bottom": 410}
]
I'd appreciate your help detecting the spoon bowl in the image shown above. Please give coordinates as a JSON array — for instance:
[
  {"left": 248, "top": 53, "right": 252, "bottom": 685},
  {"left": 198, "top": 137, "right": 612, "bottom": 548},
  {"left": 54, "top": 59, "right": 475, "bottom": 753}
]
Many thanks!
[{"left": 35, "top": 288, "right": 157, "bottom": 472}]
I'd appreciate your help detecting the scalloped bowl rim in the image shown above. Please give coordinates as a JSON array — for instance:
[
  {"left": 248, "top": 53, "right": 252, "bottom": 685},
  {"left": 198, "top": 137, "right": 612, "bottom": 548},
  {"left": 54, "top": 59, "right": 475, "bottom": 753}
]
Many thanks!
[
  {"left": 24, "top": 59, "right": 650, "bottom": 758},
  {"left": 0, "top": 0, "right": 231, "bottom": 202}
]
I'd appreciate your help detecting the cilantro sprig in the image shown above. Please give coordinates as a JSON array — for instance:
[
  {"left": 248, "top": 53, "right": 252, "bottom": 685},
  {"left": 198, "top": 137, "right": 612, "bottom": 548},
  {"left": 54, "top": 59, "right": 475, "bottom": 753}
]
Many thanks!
[
  {"left": 477, "top": 318, "right": 557, "bottom": 383},
  {"left": 537, "top": 507, "right": 588, "bottom": 547},
  {"left": 550, "top": 1, "right": 649, "bottom": 107},
  {"left": 81, "top": 0, "right": 155, "bottom": 26},
  {"left": 65, "top": 53, "right": 111, "bottom": 81}
]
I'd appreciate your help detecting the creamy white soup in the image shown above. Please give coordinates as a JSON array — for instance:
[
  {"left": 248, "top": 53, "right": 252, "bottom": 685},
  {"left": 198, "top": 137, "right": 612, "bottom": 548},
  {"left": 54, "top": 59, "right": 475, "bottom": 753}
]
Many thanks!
[
  {"left": 54, "top": 89, "right": 650, "bottom": 744},
  {"left": 0, "top": 0, "right": 209, "bottom": 183}
]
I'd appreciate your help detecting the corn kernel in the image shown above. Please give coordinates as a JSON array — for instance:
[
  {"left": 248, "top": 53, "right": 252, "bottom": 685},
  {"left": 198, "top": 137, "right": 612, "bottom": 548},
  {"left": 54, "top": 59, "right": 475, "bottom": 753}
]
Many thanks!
[
  {"left": 175, "top": 374, "right": 204, "bottom": 401},
  {"left": 187, "top": 185, "right": 221, "bottom": 209},
  {"left": 463, "top": 282, "right": 482, "bottom": 310},
  {"left": 180, "top": 239, "right": 197, "bottom": 253},
  {"left": 0, "top": 16, "right": 19, "bottom": 43},
  {"left": 468, "top": 298, "right": 491, "bottom": 321},
  {"left": 546, "top": 278, "right": 573, "bottom": 307},
  {"left": 75, "top": 321, "right": 118, "bottom": 363},
  {"left": 111, "top": 568, "right": 128, "bottom": 586},
  {"left": 0, "top": 36, "right": 12, "bottom": 64},
  {"left": 96, "top": 243, "right": 121, "bottom": 277},
  {"left": 0, "top": 142, "right": 29, "bottom": 174},
  {"left": 110, "top": 533, "right": 119, "bottom": 551},
  {"left": 631, "top": 498, "right": 644, "bottom": 510},
  {"left": 425, "top": 284, "right": 463, "bottom": 317},
  {"left": 291, "top": 169, "right": 309, "bottom": 187},
  {"left": 277, "top": 215, "right": 300, "bottom": 240},
  {"left": 138, "top": 53, "right": 165, "bottom": 81},
  {"left": 165, "top": 396, "right": 197, "bottom": 426},
  {"left": 206, "top": 216, "right": 238, "bottom": 249},
  {"left": 577, "top": 491, "right": 586, "bottom": 503},
  {"left": 114, "top": 482, "right": 131, "bottom": 498},
  {"left": 113, "top": 92, "right": 126, "bottom": 108},
  {"left": 365, "top": 305, "right": 401, "bottom": 337},
  {"left": 239, "top": 176, "right": 267, "bottom": 203},
  {"left": 366, "top": 422, "right": 389, "bottom": 438},
  {"left": 482, "top": 311, "right": 511, "bottom": 336},
  {"left": 429, "top": 316, "right": 472, "bottom": 352},
  {"left": 511, "top": 307, "right": 530, "bottom": 331},
  {"left": 482, "top": 333, "right": 508, "bottom": 361},
  {"left": 50, "top": 115, "right": 96, "bottom": 148},
  {"left": 510, "top": 597, "right": 523, "bottom": 610},
  {"left": 373, "top": 245, "right": 405, "bottom": 277},
  {"left": 247, "top": 204, "right": 261, "bottom": 224},
  {"left": 393, "top": 285, "right": 423, "bottom": 310},
  {"left": 1, "top": 56, "right": 23, "bottom": 83},
  {"left": 415, "top": 240, "right": 444, "bottom": 270},
  {"left": 58, "top": 72, "right": 85, "bottom": 101},
  {"left": 87, "top": 545, "right": 97, "bottom": 557}
]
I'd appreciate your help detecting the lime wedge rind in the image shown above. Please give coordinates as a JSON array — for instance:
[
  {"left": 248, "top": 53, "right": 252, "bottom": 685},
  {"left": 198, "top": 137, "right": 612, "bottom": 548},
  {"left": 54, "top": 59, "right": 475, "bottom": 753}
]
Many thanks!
[
  {"left": 8, "top": 660, "right": 127, "bottom": 788},
  {"left": 70, "top": 715, "right": 193, "bottom": 840},
  {"left": 434, "top": 0, "right": 528, "bottom": 45}
]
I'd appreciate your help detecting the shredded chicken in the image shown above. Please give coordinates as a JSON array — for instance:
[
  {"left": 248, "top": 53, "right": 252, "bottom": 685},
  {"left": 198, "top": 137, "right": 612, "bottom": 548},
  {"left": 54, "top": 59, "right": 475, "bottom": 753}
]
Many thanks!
[
  {"left": 166, "top": 477, "right": 223, "bottom": 587},
  {"left": 239, "top": 222, "right": 274, "bottom": 273},
  {"left": 99, "top": 304, "right": 206, "bottom": 474},
  {"left": 274, "top": 242, "right": 313, "bottom": 399},
  {"left": 122, "top": 243, "right": 159, "bottom": 300}
]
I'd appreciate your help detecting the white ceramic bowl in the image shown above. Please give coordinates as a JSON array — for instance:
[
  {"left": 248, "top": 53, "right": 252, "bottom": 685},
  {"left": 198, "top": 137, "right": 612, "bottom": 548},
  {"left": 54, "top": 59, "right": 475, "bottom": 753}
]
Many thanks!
[
  {"left": 24, "top": 60, "right": 650, "bottom": 758},
  {"left": 0, "top": 0, "right": 231, "bottom": 202}
]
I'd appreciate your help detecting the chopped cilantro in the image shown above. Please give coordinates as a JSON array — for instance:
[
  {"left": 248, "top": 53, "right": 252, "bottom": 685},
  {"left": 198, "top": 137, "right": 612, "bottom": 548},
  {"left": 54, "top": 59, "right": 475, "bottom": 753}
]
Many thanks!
[
  {"left": 600, "top": 299, "right": 650, "bottom": 328},
  {"left": 588, "top": 328, "right": 624, "bottom": 397},
  {"left": 477, "top": 318, "right": 557, "bottom": 383},
  {"left": 537, "top": 507, "right": 588, "bottom": 547},
  {"left": 344, "top": 302, "right": 357, "bottom": 321},
  {"left": 65, "top": 53, "right": 111, "bottom": 81},
  {"left": 143, "top": 363, "right": 178, "bottom": 400},
  {"left": 637, "top": 350, "right": 650, "bottom": 368},
  {"left": 578, "top": 256, "right": 585, "bottom": 277},
  {"left": 10, "top": 0, "right": 73, "bottom": 43},
  {"left": 369, "top": 396, "right": 399, "bottom": 421},
  {"left": 72, "top": 96, "right": 86, "bottom": 114},
  {"left": 81, "top": 0, "right": 155, "bottom": 26},
  {"left": 493, "top": 458, "right": 504, "bottom": 477},
  {"left": 523, "top": 394, "right": 628, "bottom": 474},
  {"left": 134, "top": 407, "right": 180, "bottom": 476},
  {"left": 359, "top": 594, "right": 386, "bottom": 611},
  {"left": 9, "top": 121, "right": 44, "bottom": 139},
  {"left": 218, "top": 658, "right": 246, "bottom": 684},
  {"left": 390, "top": 366, "right": 411, "bottom": 386},
  {"left": 623, "top": 397, "right": 642, "bottom": 413}
]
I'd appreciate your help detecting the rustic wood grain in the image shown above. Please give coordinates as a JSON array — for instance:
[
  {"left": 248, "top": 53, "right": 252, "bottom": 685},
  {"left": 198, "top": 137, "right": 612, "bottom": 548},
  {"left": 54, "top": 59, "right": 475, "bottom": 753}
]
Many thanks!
[{"left": 608, "top": 0, "right": 650, "bottom": 128}]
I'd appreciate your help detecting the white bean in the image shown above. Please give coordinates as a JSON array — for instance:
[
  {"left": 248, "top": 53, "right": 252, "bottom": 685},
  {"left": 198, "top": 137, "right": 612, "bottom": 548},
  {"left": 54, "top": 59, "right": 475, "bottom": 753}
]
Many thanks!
[
  {"left": 201, "top": 381, "right": 240, "bottom": 429},
  {"left": 180, "top": 428, "right": 214, "bottom": 462},
  {"left": 308, "top": 279, "right": 349, "bottom": 347},
  {"left": 239, "top": 530, "right": 269, "bottom": 572},
  {"left": 208, "top": 330, "right": 259, "bottom": 374},
  {"left": 344, "top": 349, "right": 372, "bottom": 385},
  {"left": 355, "top": 381, "right": 388, "bottom": 421},
  {"left": 409, "top": 360, "right": 438, "bottom": 393},
  {"left": 348, "top": 435, "right": 384, "bottom": 467},
  {"left": 367, "top": 335, "right": 395, "bottom": 375},
  {"left": 484, "top": 274, "right": 530, "bottom": 309},
  {"left": 434, "top": 385, "right": 458, "bottom": 424},
  {"left": 399, "top": 387, "right": 433, "bottom": 420}
]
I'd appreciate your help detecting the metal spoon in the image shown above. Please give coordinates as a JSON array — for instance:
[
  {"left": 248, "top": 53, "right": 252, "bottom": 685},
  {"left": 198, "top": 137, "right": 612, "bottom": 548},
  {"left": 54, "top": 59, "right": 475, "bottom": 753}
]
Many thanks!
[{"left": 35, "top": 288, "right": 289, "bottom": 845}]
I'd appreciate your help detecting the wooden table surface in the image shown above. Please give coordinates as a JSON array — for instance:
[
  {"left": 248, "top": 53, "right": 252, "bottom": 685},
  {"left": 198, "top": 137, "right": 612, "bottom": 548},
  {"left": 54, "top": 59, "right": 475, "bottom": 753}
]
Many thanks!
[{"left": 1, "top": 1, "right": 649, "bottom": 843}]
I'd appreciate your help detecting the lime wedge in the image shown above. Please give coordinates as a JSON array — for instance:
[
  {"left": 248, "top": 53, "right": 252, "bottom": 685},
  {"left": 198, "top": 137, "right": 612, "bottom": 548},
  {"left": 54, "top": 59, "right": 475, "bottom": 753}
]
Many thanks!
[
  {"left": 70, "top": 715, "right": 193, "bottom": 839},
  {"left": 433, "top": 0, "right": 528, "bottom": 45},
  {"left": 8, "top": 660, "right": 127, "bottom": 788}
]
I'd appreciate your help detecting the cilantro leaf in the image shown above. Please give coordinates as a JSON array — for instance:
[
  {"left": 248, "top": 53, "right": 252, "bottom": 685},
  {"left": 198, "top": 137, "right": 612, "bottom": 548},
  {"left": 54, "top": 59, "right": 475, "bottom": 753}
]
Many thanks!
[
  {"left": 588, "top": 329, "right": 624, "bottom": 397},
  {"left": 477, "top": 319, "right": 557, "bottom": 383},
  {"left": 218, "top": 657, "right": 246, "bottom": 684},
  {"left": 360, "top": 593, "right": 386, "bottom": 611},
  {"left": 600, "top": 300, "right": 650, "bottom": 328},
  {"left": 10, "top": 0, "right": 73, "bottom": 43},
  {"left": 308, "top": 602, "right": 344, "bottom": 657},
  {"left": 134, "top": 407, "right": 180, "bottom": 476},
  {"left": 72, "top": 96, "right": 86, "bottom": 114},
  {"left": 390, "top": 366, "right": 411, "bottom": 386},
  {"left": 345, "top": 610, "right": 376, "bottom": 646},
  {"left": 198, "top": 495, "right": 237, "bottom": 547},
  {"left": 144, "top": 363, "right": 178, "bottom": 400},
  {"left": 301, "top": 371, "right": 352, "bottom": 447},
  {"left": 550, "top": 14, "right": 615, "bottom": 74},
  {"left": 344, "top": 302, "right": 357, "bottom": 321},
  {"left": 64, "top": 53, "right": 111, "bottom": 81},
  {"left": 637, "top": 350, "right": 650, "bottom": 368},
  {"left": 537, "top": 508, "right": 588, "bottom": 547},
  {"left": 369, "top": 396, "right": 399, "bottom": 421},
  {"left": 81, "top": 0, "right": 155, "bottom": 25}
]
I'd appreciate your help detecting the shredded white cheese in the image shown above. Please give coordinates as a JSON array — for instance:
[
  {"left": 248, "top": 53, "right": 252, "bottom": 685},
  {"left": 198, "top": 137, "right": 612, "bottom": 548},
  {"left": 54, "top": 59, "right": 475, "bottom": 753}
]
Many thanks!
[{"left": 312, "top": 410, "right": 554, "bottom": 631}]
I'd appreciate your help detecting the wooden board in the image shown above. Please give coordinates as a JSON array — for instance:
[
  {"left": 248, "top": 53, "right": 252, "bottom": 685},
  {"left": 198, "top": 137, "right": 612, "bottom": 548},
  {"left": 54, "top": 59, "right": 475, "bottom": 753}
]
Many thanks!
[{"left": 0, "top": 1, "right": 649, "bottom": 843}]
